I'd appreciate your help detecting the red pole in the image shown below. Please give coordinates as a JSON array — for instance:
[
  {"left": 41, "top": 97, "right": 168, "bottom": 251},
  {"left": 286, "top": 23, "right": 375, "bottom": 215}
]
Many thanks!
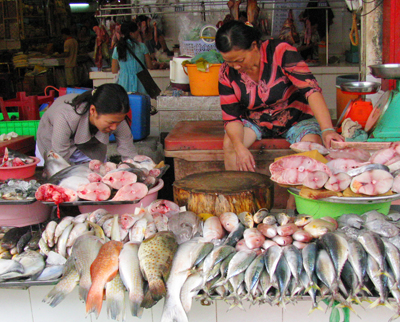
[{"left": 382, "top": 0, "right": 400, "bottom": 90}]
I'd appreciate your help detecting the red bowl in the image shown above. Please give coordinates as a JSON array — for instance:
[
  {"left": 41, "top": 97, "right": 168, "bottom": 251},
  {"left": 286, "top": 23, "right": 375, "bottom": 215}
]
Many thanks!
[{"left": 0, "top": 157, "right": 40, "bottom": 180}]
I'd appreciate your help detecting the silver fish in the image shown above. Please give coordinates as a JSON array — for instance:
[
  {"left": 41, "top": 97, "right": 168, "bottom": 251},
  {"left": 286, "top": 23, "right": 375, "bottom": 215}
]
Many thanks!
[
  {"left": 366, "top": 254, "right": 390, "bottom": 309},
  {"left": 388, "top": 212, "right": 400, "bottom": 222},
  {"left": 319, "top": 232, "right": 349, "bottom": 278},
  {"left": 36, "top": 265, "right": 64, "bottom": 281},
  {"left": 357, "top": 230, "right": 386, "bottom": 273},
  {"left": 47, "top": 163, "right": 92, "bottom": 185},
  {"left": 244, "top": 253, "right": 265, "bottom": 295},
  {"left": 54, "top": 216, "right": 74, "bottom": 244},
  {"left": 202, "top": 245, "right": 236, "bottom": 281},
  {"left": 223, "top": 223, "right": 245, "bottom": 247},
  {"left": 0, "top": 258, "right": 24, "bottom": 276},
  {"left": 346, "top": 238, "right": 368, "bottom": 294},
  {"left": 0, "top": 250, "right": 45, "bottom": 281},
  {"left": 282, "top": 244, "right": 302, "bottom": 285},
  {"left": 302, "top": 243, "right": 318, "bottom": 291},
  {"left": 192, "top": 242, "right": 214, "bottom": 267},
  {"left": 315, "top": 249, "right": 338, "bottom": 295},
  {"left": 88, "top": 208, "right": 109, "bottom": 224},
  {"left": 44, "top": 221, "right": 58, "bottom": 248},
  {"left": 224, "top": 250, "right": 257, "bottom": 283},
  {"left": 253, "top": 208, "right": 269, "bottom": 224},
  {"left": 263, "top": 215, "right": 277, "bottom": 225},
  {"left": 382, "top": 239, "right": 400, "bottom": 290},
  {"left": 43, "top": 150, "right": 70, "bottom": 179},
  {"left": 265, "top": 245, "right": 282, "bottom": 281},
  {"left": 347, "top": 163, "right": 389, "bottom": 177},
  {"left": 180, "top": 271, "right": 203, "bottom": 314},
  {"left": 275, "top": 255, "right": 292, "bottom": 304},
  {"left": 167, "top": 211, "right": 201, "bottom": 244},
  {"left": 119, "top": 242, "right": 144, "bottom": 317},
  {"left": 364, "top": 219, "right": 399, "bottom": 238},
  {"left": 238, "top": 211, "right": 254, "bottom": 228},
  {"left": 56, "top": 223, "right": 74, "bottom": 258},
  {"left": 361, "top": 210, "right": 388, "bottom": 223},
  {"left": 299, "top": 270, "right": 322, "bottom": 313},
  {"left": 337, "top": 213, "right": 364, "bottom": 229}
]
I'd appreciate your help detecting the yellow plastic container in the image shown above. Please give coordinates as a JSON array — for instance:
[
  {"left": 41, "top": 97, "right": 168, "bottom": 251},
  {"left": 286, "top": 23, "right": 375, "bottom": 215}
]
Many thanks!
[{"left": 185, "top": 64, "right": 221, "bottom": 96}]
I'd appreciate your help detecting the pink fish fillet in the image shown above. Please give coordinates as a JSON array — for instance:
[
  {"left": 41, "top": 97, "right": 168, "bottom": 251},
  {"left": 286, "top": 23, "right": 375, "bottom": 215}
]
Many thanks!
[
  {"left": 270, "top": 156, "right": 332, "bottom": 185},
  {"left": 324, "top": 172, "right": 351, "bottom": 192},
  {"left": 327, "top": 147, "right": 371, "bottom": 162},
  {"left": 112, "top": 182, "right": 148, "bottom": 201},
  {"left": 290, "top": 142, "right": 329, "bottom": 155},
  {"left": 303, "top": 171, "right": 329, "bottom": 189},
  {"left": 350, "top": 169, "right": 393, "bottom": 196},
  {"left": 102, "top": 171, "right": 138, "bottom": 190},
  {"left": 77, "top": 182, "right": 111, "bottom": 201},
  {"left": 392, "top": 174, "right": 400, "bottom": 193},
  {"left": 369, "top": 146, "right": 399, "bottom": 165},
  {"left": 326, "top": 158, "right": 366, "bottom": 175}
]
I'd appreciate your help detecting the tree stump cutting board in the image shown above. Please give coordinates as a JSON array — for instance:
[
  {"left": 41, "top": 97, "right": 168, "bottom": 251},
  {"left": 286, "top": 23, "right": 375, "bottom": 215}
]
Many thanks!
[{"left": 173, "top": 171, "right": 274, "bottom": 216}]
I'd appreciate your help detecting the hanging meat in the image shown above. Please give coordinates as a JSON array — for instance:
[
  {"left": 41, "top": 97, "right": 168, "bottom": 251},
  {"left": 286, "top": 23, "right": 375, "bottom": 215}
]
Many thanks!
[
  {"left": 93, "top": 25, "right": 111, "bottom": 71},
  {"left": 279, "top": 9, "right": 300, "bottom": 45},
  {"left": 227, "top": 0, "right": 241, "bottom": 21},
  {"left": 304, "top": 18, "right": 312, "bottom": 45},
  {"left": 247, "top": 0, "right": 260, "bottom": 25}
]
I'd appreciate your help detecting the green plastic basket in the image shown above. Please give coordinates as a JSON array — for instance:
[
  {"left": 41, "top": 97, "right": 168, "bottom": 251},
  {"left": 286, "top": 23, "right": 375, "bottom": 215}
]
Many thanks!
[
  {"left": 0, "top": 112, "right": 45, "bottom": 140},
  {"left": 289, "top": 190, "right": 391, "bottom": 219}
]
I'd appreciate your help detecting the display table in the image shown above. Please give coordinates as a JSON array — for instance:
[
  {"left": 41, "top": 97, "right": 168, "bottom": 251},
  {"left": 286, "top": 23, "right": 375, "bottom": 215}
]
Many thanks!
[
  {"left": 164, "top": 120, "right": 293, "bottom": 209},
  {"left": 0, "top": 135, "right": 35, "bottom": 155}
]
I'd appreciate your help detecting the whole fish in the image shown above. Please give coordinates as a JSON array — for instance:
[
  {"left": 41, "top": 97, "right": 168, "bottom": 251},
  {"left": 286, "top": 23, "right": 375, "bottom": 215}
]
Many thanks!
[
  {"left": 364, "top": 219, "right": 399, "bottom": 238},
  {"left": 88, "top": 208, "right": 109, "bottom": 224},
  {"left": 220, "top": 212, "right": 239, "bottom": 232},
  {"left": 56, "top": 223, "right": 74, "bottom": 258},
  {"left": 129, "top": 217, "right": 147, "bottom": 242},
  {"left": 1, "top": 226, "right": 30, "bottom": 250},
  {"left": 72, "top": 213, "right": 89, "bottom": 223},
  {"left": 54, "top": 216, "right": 74, "bottom": 244},
  {"left": 36, "top": 265, "right": 64, "bottom": 281},
  {"left": 303, "top": 218, "right": 336, "bottom": 238},
  {"left": 253, "top": 208, "right": 269, "bottom": 224},
  {"left": 275, "top": 255, "right": 292, "bottom": 304},
  {"left": 223, "top": 223, "right": 245, "bottom": 247},
  {"left": 238, "top": 211, "right": 254, "bottom": 228},
  {"left": 46, "top": 251, "right": 67, "bottom": 266},
  {"left": 224, "top": 250, "right": 257, "bottom": 282},
  {"left": 38, "top": 237, "right": 51, "bottom": 256},
  {"left": 86, "top": 240, "right": 124, "bottom": 318},
  {"left": 43, "top": 263, "right": 80, "bottom": 307},
  {"left": 282, "top": 245, "right": 302, "bottom": 285},
  {"left": 299, "top": 270, "right": 322, "bottom": 313},
  {"left": 244, "top": 253, "right": 265, "bottom": 294},
  {"left": 337, "top": 213, "right": 364, "bottom": 229},
  {"left": 0, "top": 250, "right": 45, "bottom": 281},
  {"left": 105, "top": 272, "right": 126, "bottom": 321},
  {"left": 361, "top": 210, "right": 388, "bottom": 223},
  {"left": 71, "top": 234, "right": 104, "bottom": 302},
  {"left": 147, "top": 199, "right": 180, "bottom": 217},
  {"left": 382, "top": 239, "right": 400, "bottom": 290},
  {"left": 318, "top": 232, "right": 349, "bottom": 278},
  {"left": 87, "top": 221, "right": 106, "bottom": 241},
  {"left": 16, "top": 230, "right": 32, "bottom": 254},
  {"left": 138, "top": 231, "right": 178, "bottom": 304},
  {"left": 119, "top": 242, "right": 144, "bottom": 317},
  {"left": 388, "top": 212, "right": 400, "bottom": 222},
  {"left": 192, "top": 242, "right": 214, "bottom": 268},
  {"left": 43, "top": 150, "right": 71, "bottom": 179},
  {"left": 357, "top": 230, "right": 386, "bottom": 273},
  {"left": 202, "top": 245, "right": 236, "bottom": 279},
  {"left": 25, "top": 230, "right": 42, "bottom": 251},
  {"left": 153, "top": 213, "right": 169, "bottom": 232},
  {"left": 161, "top": 238, "right": 204, "bottom": 322},
  {"left": 346, "top": 238, "right": 368, "bottom": 294},
  {"left": 243, "top": 228, "right": 265, "bottom": 249},
  {"left": 66, "top": 222, "right": 89, "bottom": 247},
  {"left": 47, "top": 163, "right": 93, "bottom": 188},
  {"left": 315, "top": 249, "right": 339, "bottom": 296},
  {"left": 265, "top": 245, "right": 283, "bottom": 281},
  {"left": 366, "top": 254, "right": 390, "bottom": 309},
  {"left": 0, "top": 258, "right": 24, "bottom": 276},
  {"left": 44, "top": 221, "right": 58, "bottom": 248},
  {"left": 180, "top": 271, "right": 203, "bottom": 314},
  {"left": 263, "top": 215, "right": 277, "bottom": 225},
  {"left": 276, "top": 212, "right": 293, "bottom": 226},
  {"left": 168, "top": 211, "right": 201, "bottom": 244}
]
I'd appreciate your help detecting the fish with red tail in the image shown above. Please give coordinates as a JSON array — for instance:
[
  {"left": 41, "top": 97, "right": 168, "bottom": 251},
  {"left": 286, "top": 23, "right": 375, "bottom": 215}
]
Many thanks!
[{"left": 85, "top": 240, "right": 124, "bottom": 318}]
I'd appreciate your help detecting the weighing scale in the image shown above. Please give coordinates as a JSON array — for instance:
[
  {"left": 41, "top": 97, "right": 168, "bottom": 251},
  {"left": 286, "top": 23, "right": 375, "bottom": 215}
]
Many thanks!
[
  {"left": 336, "top": 81, "right": 380, "bottom": 130},
  {"left": 366, "top": 64, "right": 400, "bottom": 142}
]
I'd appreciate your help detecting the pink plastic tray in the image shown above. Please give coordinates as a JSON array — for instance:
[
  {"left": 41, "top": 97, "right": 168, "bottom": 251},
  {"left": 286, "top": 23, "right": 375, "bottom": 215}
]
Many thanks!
[
  {"left": 0, "top": 200, "right": 52, "bottom": 227},
  {"left": 0, "top": 157, "right": 40, "bottom": 180}
]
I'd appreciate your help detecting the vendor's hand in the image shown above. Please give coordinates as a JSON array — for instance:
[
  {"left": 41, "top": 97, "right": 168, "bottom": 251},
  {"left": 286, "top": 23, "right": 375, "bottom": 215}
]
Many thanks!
[
  {"left": 322, "top": 130, "right": 344, "bottom": 149},
  {"left": 235, "top": 145, "right": 256, "bottom": 172}
]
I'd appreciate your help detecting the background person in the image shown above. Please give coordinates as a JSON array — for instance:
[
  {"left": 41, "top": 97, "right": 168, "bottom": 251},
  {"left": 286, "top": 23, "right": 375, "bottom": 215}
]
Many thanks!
[
  {"left": 57, "top": 28, "right": 79, "bottom": 87},
  {"left": 111, "top": 22, "right": 154, "bottom": 94},
  {"left": 36, "top": 84, "right": 137, "bottom": 165}
]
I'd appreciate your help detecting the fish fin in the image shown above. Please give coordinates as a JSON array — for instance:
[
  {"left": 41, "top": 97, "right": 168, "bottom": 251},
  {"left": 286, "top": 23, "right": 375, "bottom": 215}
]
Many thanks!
[
  {"left": 78, "top": 285, "right": 89, "bottom": 303},
  {"left": 385, "top": 301, "right": 395, "bottom": 311},
  {"left": 149, "top": 279, "right": 166, "bottom": 302},
  {"left": 389, "top": 311, "right": 400, "bottom": 322},
  {"left": 43, "top": 287, "right": 68, "bottom": 308},
  {"left": 106, "top": 296, "right": 125, "bottom": 321},
  {"left": 140, "top": 289, "right": 159, "bottom": 309},
  {"left": 308, "top": 303, "right": 324, "bottom": 315},
  {"left": 130, "top": 302, "right": 144, "bottom": 318},
  {"left": 85, "top": 283, "right": 104, "bottom": 318},
  {"left": 369, "top": 298, "right": 383, "bottom": 309}
]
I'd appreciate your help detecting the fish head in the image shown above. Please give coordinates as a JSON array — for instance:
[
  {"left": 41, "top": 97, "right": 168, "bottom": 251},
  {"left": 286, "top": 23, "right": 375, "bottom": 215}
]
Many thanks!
[{"left": 294, "top": 214, "right": 313, "bottom": 227}]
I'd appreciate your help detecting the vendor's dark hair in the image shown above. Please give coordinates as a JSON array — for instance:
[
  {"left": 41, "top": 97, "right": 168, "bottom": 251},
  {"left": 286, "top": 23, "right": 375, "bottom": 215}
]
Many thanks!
[
  {"left": 70, "top": 84, "right": 130, "bottom": 116},
  {"left": 216, "top": 20, "right": 261, "bottom": 53},
  {"left": 116, "top": 22, "right": 139, "bottom": 61}
]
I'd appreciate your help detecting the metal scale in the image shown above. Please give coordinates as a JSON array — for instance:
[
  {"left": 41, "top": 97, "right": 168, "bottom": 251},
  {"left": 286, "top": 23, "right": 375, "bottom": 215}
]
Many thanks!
[{"left": 365, "top": 64, "right": 400, "bottom": 141}]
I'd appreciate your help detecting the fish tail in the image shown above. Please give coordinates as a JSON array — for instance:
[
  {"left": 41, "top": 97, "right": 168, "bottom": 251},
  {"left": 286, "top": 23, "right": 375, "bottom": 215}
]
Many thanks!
[
  {"left": 149, "top": 279, "right": 166, "bottom": 301},
  {"left": 160, "top": 296, "right": 189, "bottom": 322},
  {"left": 361, "top": 285, "right": 373, "bottom": 296},
  {"left": 107, "top": 296, "right": 125, "bottom": 321},
  {"left": 140, "top": 289, "right": 158, "bottom": 309},
  {"left": 369, "top": 298, "right": 384, "bottom": 309},
  {"left": 85, "top": 284, "right": 104, "bottom": 318},
  {"left": 42, "top": 287, "right": 68, "bottom": 308},
  {"left": 128, "top": 293, "right": 144, "bottom": 317},
  {"left": 389, "top": 312, "right": 400, "bottom": 322},
  {"left": 308, "top": 303, "right": 323, "bottom": 315}
]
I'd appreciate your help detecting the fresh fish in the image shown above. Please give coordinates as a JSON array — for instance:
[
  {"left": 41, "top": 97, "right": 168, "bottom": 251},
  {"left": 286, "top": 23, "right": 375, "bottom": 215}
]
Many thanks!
[
  {"left": 357, "top": 230, "right": 387, "bottom": 273},
  {"left": 0, "top": 258, "right": 24, "bottom": 276},
  {"left": 16, "top": 230, "right": 32, "bottom": 254},
  {"left": 105, "top": 272, "right": 126, "bottom": 321},
  {"left": 327, "top": 147, "right": 371, "bottom": 162},
  {"left": 87, "top": 221, "right": 106, "bottom": 241},
  {"left": 38, "top": 237, "right": 51, "bottom": 256},
  {"left": 292, "top": 230, "right": 313, "bottom": 243},
  {"left": 337, "top": 213, "right": 364, "bottom": 229},
  {"left": 147, "top": 199, "right": 180, "bottom": 218},
  {"left": 338, "top": 226, "right": 362, "bottom": 240},
  {"left": 299, "top": 270, "right": 322, "bottom": 313},
  {"left": 1, "top": 226, "right": 30, "bottom": 250},
  {"left": 153, "top": 213, "right": 169, "bottom": 232},
  {"left": 290, "top": 141, "right": 329, "bottom": 154},
  {"left": 244, "top": 253, "right": 265, "bottom": 295},
  {"left": 346, "top": 238, "right": 368, "bottom": 294},
  {"left": 120, "top": 213, "right": 144, "bottom": 230},
  {"left": 66, "top": 222, "right": 89, "bottom": 247},
  {"left": 56, "top": 223, "right": 74, "bottom": 258},
  {"left": 180, "top": 271, "right": 203, "bottom": 314},
  {"left": 0, "top": 250, "right": 45, "bottom": 281},
  {"left": 192, "top": 242, "right": 214, "bottom": 268},
  {"left": 277, "top": 223, "right": 298, "bottom": 237},
  {"left": 72, "top": 213, "right": 89, "bottom": 223},
  {"left": 382, "top": 239, "right": 400, "bottom": 289},
  {"left": 253, "top": 208, "right": 269, "bottom": 224},
  {"left": 340, "top": 260, "right": 360, "bottom": 301},
  {"left": 243, "top": 228, "right": 265, "bottom": 249},
  {"left": 263, "top": 215, "right": 277, "bottom": 225},
  {"left": 47, "top": 163, "right": 93, "bottom": 186},
  {"left": 275, "top": 255, "right": 292, "bottom": 304},
  {"left": 0, "top": 251, "right": 12, "bottom": 259},
  {"left": 44, "top": 221, "right": 58, "bottom": 248},
  {"left": 168, "top": 211, "right": 201, "bottom": 244},
  {"left": 257, "top": 223, "right": 278, "bottom": 239},
  {"left": 86, "top": 240, "right": 124, "bottom": 318},
  {"left": 324, "top": 172, "right": 351, "bottom": 192},
  {"left": 43, "top": 150, "right": 71, "bottom": 179},
  {"left": 366, "top": 254, "right": 390, "bottom": 309},
  {"left": 238, "top": 211, "right": 254, "bottom": 228},
  {"left": 144, "top": 220, "right": 157, "bottom": 239},
  {"left": 319, "top": 232, "right": 349, "bottom": 278},
  {"left": 129, "top": 217, "right": 147, "bottom": 242},
  {"left": 347, "top": 163, "right": 389, "bottom": 177},
  {"left": 138, "top": 231, "right": 178, "bottom": 305},
  {"left": 202, "top": 245, "right": 236, "bottom": 279},
  {"left": 224, "top": 250, "right": 257, "bottom": 283},
  {"left": 43, "top": 264, "right": 79, "bottom": 307},
  {"left": 46, "top": 251, "right": 67, "bottom": 266},
  {"left": 315, "top": 249, "right": 338, "bottom": 296},
  {"left": 350, "top": 169, "right": 393, "bottom": 196},
  {"left": 202, "top": 216, "right": 225, "bottom": 242},
  {"left": 87, "top": 208, "right": 109, "bottom": 224},
  {"left": 282, "top": 245, "right": 302, "bottom": 284},
  {"left": 275, "top": 212, "right": 293, "bottom": 226},
  {"left": 220, "top": 212, "right": 239, "bottom": 232},
  {"left": 223, "top": 223, "right": 245, "bottom": 247},
  {"left": 388, "top": 212, "right": 400, "bottom": 222},
  {"left": 364, "top": 219, "right": 399, "bottom": 238},
  {"left": 362, "top": 210, "right": 388, "bottom": 223},
  {"left": 265, "top": 245, "right": 283, "bottom": 281},
  {"left": 25, "top": 230, "right": 42, "bottom": 251},
  {"left": 272, "top": 235, "right": 293, "bottom": 246},
  {"left": 303, "top": 218, "right": 336, "bottom": 238},
  {"left": 54, "top": 216, "right": 74, "bottom": 244},
  {"left": 161, "top": 238, "right": 204, "bottom": 322},
  {"left": 72, "top": 234, "right": 104, "bottom": 302},
  {"left": 36, "top": 265, "right": 64, "bottom": 281},
  {"left": 119, "top": 242, "right": 144, "bottom": 317},
  {"left": 294, "top": 214, "right": 313, "bottom": 227}
]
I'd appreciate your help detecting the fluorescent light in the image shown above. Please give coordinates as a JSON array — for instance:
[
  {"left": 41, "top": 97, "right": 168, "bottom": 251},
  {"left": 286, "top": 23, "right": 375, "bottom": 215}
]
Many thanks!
[{"left": 69, "top": 3, "right": 89, "bottom": 8}]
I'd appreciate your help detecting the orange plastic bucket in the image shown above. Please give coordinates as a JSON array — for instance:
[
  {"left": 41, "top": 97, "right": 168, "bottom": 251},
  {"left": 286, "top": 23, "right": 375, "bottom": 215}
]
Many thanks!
[{"left": 184, "top": 64, "right": 221, "bottom": 96}]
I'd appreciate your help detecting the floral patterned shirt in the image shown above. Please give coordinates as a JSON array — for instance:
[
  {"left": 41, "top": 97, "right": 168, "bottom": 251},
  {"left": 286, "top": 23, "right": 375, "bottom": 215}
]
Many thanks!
[{"left": 218, "top": 38, "right": 322, "bottom": 138}]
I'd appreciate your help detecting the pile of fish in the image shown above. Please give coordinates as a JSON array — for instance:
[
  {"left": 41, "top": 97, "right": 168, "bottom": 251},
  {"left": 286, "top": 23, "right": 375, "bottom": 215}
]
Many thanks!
[
  {"left": 35, "top": 151, "right": 169, "bottom": 206},
  {"left": 201, "top": 210, "right": 337, "bottom": 250},
  {"left": 0, "top": 147, "right": 36, "bottom": 167},
  {"left": 271, "top": 142, "right": 400, "bottom": 196},
  {"left": 0, "top": 179, "right": 40, "bottom": 200}
]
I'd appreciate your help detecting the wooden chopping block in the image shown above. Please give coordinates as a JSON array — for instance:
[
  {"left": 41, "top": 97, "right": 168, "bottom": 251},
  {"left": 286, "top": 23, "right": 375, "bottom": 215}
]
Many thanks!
[{"left": 173, "top": 171, "right": 274, "bottom": 216}]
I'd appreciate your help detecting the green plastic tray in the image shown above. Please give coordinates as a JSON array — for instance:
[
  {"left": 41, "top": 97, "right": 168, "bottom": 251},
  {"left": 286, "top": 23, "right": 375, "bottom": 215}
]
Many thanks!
[
  {"left": 289, "top": 190, "right": 392, "bottom": 218},
  {"left": 0, "top": 112, "right": 45, "bottom": 140}
]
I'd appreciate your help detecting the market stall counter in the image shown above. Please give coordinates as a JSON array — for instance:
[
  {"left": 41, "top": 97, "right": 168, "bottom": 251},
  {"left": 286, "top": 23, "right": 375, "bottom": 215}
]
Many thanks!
[{"left": 164, "top": 120, "right": 293, "bottom": 209}]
